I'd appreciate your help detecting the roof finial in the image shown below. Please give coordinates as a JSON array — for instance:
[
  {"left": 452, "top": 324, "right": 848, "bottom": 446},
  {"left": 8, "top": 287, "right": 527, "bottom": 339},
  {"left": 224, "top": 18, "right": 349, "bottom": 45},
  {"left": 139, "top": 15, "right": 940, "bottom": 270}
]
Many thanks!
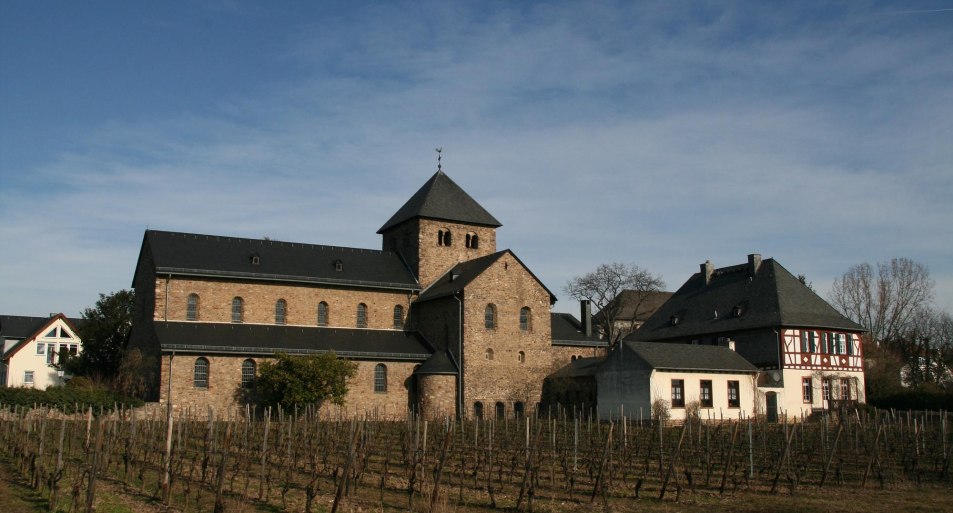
[{"left": 435, "top": 147, "right": 442, "bottom": 172}]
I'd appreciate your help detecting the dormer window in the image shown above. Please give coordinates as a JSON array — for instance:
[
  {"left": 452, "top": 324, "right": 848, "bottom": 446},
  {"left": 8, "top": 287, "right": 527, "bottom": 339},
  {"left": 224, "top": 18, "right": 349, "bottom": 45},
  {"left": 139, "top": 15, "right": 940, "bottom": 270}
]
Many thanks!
[
  {"left": 250, "top": 253, "right": 261, "bottom": 266},
  {"left": 333, "top": 259, "right": 343, "bottom": 272},
  {"left": 670, "top": 314, "right": 679, "bottom": 326},
  {"left": 733, "top": 305, "right": 743, "bottom": 317}
]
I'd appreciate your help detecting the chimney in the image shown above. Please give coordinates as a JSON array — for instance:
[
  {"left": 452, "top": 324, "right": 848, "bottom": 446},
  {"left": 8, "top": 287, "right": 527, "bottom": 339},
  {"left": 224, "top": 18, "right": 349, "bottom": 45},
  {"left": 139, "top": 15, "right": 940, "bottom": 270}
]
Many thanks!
[
  {"left": 580, "top": 300, "right": 592, "bottom": 338},
  {"left": 701, "top": 260, "right": 714, "bottom": 285},
  {"left": 748, "top": 253, "right": 762, "bottom": 276}
]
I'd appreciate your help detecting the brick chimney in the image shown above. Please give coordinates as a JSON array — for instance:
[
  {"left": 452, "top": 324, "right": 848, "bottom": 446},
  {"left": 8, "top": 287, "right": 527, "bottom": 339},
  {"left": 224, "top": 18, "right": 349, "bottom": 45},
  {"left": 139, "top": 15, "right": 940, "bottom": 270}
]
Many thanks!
[
  {"left": 701, "top": 260, "right": 714, "bottom": 285},
  {"left": 748, "top": 253, "right": 762, "bottom": 276}
]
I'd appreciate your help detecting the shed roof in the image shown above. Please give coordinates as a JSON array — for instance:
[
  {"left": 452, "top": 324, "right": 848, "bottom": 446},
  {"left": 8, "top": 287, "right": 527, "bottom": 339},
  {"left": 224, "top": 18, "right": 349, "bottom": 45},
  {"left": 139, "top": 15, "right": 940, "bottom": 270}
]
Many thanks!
[{"left": 154, "top": 322, "right": 433, "bottom": 361}]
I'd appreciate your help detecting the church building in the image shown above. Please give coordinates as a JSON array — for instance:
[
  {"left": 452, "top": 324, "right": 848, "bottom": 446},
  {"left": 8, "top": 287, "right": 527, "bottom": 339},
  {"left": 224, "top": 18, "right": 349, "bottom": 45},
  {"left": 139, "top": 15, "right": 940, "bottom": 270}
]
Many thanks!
[{"left": 128, "top": 170, "right": 606, "bottom": 418}]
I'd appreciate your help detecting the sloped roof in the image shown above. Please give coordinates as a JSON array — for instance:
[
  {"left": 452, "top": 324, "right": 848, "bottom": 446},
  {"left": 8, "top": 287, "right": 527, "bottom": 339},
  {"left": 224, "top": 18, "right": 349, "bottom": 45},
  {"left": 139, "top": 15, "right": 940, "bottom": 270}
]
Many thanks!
[
  {"left": 548, "top": 357, "right": 603, "bottom": 378},
  {"left": 377, "top": 171, "right": 502, "bottom": 233},
  {"left": 622, "top": 341, "right": 759, "bottom": 373},
  {"left": 550, "top": 313, "right": 607, "bottom": 347},
  {"left": 154, "top": 322, "right": 433, "bottom": 361},
  {"left": 1, "top": 314, "right": 82, "bottom": 360},
  {"left": 414, "top": 350, "right": 458, "bottom": 375},
  {"left": 1, "top": 315, "right": 60, "bottom": 340},
  {"left": 416, "top": 250, "right": 557, "bottom": 304},
  {"left": 135, "top": 230, "right": 419, "bottom": 291},
  {"left": 592, "top": 290, "right": 674, "bottom": 324},
  {"left": 631, "top": 258, "right": 865, "bottom": 342}
]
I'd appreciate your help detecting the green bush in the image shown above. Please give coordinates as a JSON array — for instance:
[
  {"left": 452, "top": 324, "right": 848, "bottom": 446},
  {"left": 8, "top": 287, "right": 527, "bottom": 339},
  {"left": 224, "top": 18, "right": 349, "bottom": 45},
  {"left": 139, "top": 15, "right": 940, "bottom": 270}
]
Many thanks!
[{"left": 0, "top": 381, "right": 143, "bottom": 413}]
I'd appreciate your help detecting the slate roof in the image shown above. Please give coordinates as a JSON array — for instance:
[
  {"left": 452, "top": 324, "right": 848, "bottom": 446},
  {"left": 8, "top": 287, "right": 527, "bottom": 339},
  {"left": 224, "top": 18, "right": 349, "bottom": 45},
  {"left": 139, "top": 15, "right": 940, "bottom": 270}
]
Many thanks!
[
  {"left": 1, "top": 314, "right": 83, "bottom": 360},
  {"left": 377, "top": 171, "right": 502, "bottom": 233},
  {"left": 550, "top": 313, "right": 608, "bottom": 347},
  {"left": 631, "top": 258, "right": 865, "bottom": 342},
  {"left": 622, "top": 341, "right": 759, "bottom": 373},
  {"left": 592, "top": 290, "right": 674, "bottom": 324},
  {"left": 417, "top": 250, "right": 557, "bottom": 304},
  {"left": 135, "top": 230, "right": 419, "bottom": 291},
  {"left": 0, "top": 315, "right": 83, "bottom": 340},
  {"left": 548, "top": 357, "right": 603, "bottom": 378},
  {"left": 154, "top": 321, "right": 433, "bottom": 361},
  {"left": 414, "top": 351, "right": 458, "bottom": 375}
]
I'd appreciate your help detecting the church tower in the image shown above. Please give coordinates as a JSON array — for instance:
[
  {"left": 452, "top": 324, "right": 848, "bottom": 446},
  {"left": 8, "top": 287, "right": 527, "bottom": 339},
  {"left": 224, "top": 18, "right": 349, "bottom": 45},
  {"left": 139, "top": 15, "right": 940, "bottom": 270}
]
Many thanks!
[{"left": 378, "top": 170, "right": 501, "bottom": 288}]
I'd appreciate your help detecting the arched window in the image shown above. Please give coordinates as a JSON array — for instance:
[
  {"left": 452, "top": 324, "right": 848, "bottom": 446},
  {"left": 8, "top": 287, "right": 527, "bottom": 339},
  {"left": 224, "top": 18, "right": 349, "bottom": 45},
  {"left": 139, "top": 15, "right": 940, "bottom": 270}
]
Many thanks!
[
  {"left": 473, "top": 401, "right": 484, "bottom": 419},
  {"left": 187, "top": 293, "right": 199, "bottom": 321},
  {"left": 514, "top": 401, "right": 525, "bottom": 418},
  {"left": 194, "top": 357, "right": 209, "bottom": 389},
  {"left": 374, "top": 364, "right": 387, "bottom": 392},
  {"left": 393, "top": 305, "right": 404, "bottom": 329},
  {"left": 275, "top": 299, "right": 287, "bottom": 325},
  {"left": 518, "top": 351, "right": 525, "bottom": 364},
  {"left": 466, "top": 233, "right": 479, "bottom": 249},
  {"left": 485, "top": 348, "right": 494, "bottom": 361},
  {"left": 317, "top": 302, "right": 329, "bottom": 327},
  {"left": 484, "top": 304, "right": 496, "bottom": 329},
  {"left": 231, "top": 297, "right": 244, "bottom": 323},
  {"left": 495, "top": 402, "right": 505, "bottom": 419},
  {"left": 241, "top": 359, "right": 256, "bottom": 388},
  {"left": 438, "top": 229, "right": 452, "bottom": 246},
  {"left": 356, "top": 303, "right": 368, "bottom": 328},
  {"left": 519, "top": 307, "right": 531, "bottom": 331}
]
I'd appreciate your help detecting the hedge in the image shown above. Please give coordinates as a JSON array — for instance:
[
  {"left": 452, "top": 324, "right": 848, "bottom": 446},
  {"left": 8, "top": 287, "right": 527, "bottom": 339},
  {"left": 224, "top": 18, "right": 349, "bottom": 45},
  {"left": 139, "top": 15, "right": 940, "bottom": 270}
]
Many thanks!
[{"left": 0, "top": 384, "right": 143, "bottom": 413}]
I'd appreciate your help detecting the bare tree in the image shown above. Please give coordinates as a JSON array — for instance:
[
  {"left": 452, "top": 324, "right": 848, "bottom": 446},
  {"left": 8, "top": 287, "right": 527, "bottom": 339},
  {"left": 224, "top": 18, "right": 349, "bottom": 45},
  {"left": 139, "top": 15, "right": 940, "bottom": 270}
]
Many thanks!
[
  {"left": 564, "top": 262, "right": 664, "bottom": 346},
  {"left": 829, "top": 257, "right": 934, "bottom": 347}
]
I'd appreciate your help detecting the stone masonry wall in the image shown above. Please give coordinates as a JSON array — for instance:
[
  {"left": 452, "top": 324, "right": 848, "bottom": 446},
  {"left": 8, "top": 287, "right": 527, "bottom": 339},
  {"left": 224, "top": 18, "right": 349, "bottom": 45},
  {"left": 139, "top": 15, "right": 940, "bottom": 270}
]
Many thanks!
[
  {"left": 160, "top": 354, "right": 417, "bottom": 419},
  {"left": 155, "top": 276, "right": 414, "bottom": 330},
  {"left": 383, "top": 219, "right": 497, "bottom": 289},
  {"left": 418, "top": 374, "right": 457, "bottom": 418},
  {"left": 460, "top": 253, "right": 552, "bottom": 418}
]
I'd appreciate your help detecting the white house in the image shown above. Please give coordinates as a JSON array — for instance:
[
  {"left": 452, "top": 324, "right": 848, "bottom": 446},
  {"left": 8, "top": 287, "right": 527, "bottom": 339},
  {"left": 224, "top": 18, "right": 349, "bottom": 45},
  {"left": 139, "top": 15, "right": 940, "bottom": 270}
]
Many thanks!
[
  {"left": 0, "top": 314, "right": 82, "bottom": 389},
  {"left": 596, "top": 341, "right": 760, "bottom": 421},
  {"left": 630, "top": 254, "right": 867, "bottom": 422}
]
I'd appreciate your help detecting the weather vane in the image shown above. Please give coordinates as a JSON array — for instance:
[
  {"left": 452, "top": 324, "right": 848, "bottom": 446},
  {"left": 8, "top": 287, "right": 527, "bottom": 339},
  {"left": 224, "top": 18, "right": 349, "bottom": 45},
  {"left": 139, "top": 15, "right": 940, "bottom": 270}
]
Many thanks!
[{"left": 435, "top": 147, "right": 442, "bottom": 171}]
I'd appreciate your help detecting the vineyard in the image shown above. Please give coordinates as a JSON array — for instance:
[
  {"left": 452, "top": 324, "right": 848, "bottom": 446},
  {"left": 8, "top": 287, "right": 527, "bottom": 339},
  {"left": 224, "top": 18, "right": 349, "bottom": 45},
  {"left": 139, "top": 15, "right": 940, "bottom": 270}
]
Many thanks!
[{"left": 0, "top": 405, "right": 950, "bottom": 513}]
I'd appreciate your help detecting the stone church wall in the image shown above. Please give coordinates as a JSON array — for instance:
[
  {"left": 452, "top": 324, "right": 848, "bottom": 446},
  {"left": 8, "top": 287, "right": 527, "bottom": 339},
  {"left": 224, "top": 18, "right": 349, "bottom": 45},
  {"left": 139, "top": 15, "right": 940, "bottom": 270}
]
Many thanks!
[{"left": 159, "top": 354, "right": 418, "bottom": 419}]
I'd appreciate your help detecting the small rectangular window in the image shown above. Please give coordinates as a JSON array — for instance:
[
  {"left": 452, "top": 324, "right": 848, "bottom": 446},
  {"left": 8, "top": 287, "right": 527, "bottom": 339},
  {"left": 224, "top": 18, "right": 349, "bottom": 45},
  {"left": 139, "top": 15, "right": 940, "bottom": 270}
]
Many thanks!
[
  {"left": 727, "top": 381, "right": 740, "bottom": 408},
  {"left": 36, "top": 343, "right": 45, "bottom": 355},
  {"left": 24, "top": 371, "right": 34, "bottom": 385},
  {"left": 671, "top": 379, "right": 685, "bottom": 408},
  {"left": 802, "top": 377, "right": 813, "bottom": 403},
  {"left": 699, "top": 380, "right": 713, "bottom": 408},
  {"left": 840, "top": 379, "right": 851, "bottom": 400},
  {"left": 822, "top": 379, "right": 832, "bottom": 401}
]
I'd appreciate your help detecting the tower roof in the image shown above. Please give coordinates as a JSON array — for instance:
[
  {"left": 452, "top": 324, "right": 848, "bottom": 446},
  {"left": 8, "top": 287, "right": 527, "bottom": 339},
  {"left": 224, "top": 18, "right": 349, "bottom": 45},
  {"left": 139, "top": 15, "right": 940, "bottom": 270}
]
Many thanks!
[{"left": 377, "top": 170, "right": 502, "bottom": 233}]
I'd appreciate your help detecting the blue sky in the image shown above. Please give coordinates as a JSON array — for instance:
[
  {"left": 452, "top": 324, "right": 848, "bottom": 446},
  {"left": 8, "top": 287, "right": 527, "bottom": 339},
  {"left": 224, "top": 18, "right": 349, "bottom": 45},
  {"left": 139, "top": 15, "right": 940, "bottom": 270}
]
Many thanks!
[{"left": 1, "top": 1, "right": 951, "bottom": 318}]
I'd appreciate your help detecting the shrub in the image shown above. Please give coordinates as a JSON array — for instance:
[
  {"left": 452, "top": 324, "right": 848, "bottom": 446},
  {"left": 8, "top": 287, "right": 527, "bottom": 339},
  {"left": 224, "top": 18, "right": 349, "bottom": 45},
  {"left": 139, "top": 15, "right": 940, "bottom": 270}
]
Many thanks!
[{"left": 0, "top": 381, "right": 143, "bottom": 413}]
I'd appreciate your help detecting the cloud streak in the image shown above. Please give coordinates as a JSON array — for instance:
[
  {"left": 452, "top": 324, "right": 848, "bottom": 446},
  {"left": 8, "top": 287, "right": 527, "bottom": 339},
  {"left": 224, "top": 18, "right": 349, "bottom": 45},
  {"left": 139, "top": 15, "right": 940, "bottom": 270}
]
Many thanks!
[{"left": 1, "top": 1, "right": 950, "bottom": 316}]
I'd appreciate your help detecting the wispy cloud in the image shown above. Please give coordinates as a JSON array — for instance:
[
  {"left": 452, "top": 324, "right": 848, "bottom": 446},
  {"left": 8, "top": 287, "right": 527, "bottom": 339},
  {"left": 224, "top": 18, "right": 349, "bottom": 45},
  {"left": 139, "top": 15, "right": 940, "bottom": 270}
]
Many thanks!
[{"left": 1, "top": 1, "right": 950, "bottom": 316}]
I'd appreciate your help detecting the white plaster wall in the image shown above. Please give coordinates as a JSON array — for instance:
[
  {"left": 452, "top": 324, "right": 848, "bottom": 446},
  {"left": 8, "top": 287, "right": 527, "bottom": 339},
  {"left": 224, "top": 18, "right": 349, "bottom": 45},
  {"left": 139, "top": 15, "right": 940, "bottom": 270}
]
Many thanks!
[
  {"left": 770, "top": 368, "right": 866, "bottom": 421},
  {"left": 4, "top": 319, "right": 81, "bottom": 389},
  {"left": 650, "top": 371, "right": 759, "bottom": 421}
]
